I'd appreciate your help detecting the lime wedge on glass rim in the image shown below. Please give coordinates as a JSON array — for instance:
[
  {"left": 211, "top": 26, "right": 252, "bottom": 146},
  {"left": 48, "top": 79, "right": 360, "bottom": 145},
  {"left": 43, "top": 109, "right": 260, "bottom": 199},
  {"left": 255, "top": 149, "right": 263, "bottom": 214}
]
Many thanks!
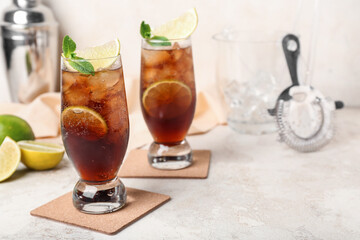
[
  {"left": 63, "top": 38, "right": 121, "bottom": 72},
  {"left": 152, "top": 8, "right": 198, "bottom": 39}
]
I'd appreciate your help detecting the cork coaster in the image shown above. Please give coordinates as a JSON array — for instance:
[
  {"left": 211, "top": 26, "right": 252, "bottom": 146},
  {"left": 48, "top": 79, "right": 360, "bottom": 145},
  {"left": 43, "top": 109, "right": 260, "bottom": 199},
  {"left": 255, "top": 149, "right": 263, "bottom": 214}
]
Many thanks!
[
  {"left": 118, "top": 149, "right": 211, "bottom": 178},
  {"left": 30, "top": 188, "right": 170, "bottom": 235}
]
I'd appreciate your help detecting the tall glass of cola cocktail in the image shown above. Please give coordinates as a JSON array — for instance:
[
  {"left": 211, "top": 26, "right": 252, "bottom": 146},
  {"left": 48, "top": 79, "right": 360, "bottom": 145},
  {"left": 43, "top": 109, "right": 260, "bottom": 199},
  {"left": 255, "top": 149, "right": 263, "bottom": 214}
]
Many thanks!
[
  {"left": 61, "top": 49, "right": 129, "bottom": 214},
  {"left": 140, "top": 37, "right": 196, "bottom": 170}
]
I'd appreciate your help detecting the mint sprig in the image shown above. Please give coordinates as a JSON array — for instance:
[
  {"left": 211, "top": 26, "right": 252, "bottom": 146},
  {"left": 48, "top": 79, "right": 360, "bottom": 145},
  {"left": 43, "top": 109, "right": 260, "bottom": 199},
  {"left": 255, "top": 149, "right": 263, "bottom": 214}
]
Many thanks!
[
  {"left": 62, "top": 35, "right": 76, "bottom": 58},
  {"left": 62, "top": 35, "right": 95, "bottom": 76},
  {"left": 140, "top": 21, "right": 151, "bottom": 39},
  {"left": 140, "top": 21, "right": 171, "bottom": 47}
]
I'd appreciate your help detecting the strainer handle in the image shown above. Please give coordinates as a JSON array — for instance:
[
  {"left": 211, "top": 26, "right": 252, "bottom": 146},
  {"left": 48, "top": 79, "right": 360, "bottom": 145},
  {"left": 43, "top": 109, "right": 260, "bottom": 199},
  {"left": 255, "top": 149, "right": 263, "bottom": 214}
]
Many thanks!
[
  {"left": 335, "top": 101, "right": 344, "bottom": 109},
  {"left": 282, "top": 34, "right": 300, "bottom": 86}
]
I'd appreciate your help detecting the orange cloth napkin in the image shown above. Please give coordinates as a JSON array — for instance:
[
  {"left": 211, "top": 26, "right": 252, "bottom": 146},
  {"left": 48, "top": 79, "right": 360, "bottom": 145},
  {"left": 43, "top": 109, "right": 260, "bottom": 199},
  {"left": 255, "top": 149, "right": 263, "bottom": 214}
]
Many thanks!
[
  {"left": 0, "top": 92, "right": 61, "bottom": 139},
  {"left": 0, "top": 79, "right": 227, "bottom": 149}
]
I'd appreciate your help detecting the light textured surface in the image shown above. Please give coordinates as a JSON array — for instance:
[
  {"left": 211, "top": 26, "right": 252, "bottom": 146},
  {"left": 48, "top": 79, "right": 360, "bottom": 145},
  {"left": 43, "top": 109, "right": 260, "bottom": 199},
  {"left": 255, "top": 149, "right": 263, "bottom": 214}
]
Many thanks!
[
  {"left": 1, "top": 108, "right": 360, "bottom": 239},
  {"left": 0, "top": 0, "right": 359, "bottom": 105}
]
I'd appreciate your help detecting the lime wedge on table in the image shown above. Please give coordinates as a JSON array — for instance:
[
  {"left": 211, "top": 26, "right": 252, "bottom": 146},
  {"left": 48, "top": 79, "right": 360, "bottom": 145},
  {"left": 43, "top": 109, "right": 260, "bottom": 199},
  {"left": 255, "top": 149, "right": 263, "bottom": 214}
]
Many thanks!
[
  {"left": 65, "top": 39, "right": 121, "bottom": 71},
  {"left": 0, "top": 137, "right": 21, "bottom": 182},
  {"left": 18, "top": 141, "right": 65, "bottom": 170},
  {"left": 152, "top": 8, "right": 198, "bottom": 39}
]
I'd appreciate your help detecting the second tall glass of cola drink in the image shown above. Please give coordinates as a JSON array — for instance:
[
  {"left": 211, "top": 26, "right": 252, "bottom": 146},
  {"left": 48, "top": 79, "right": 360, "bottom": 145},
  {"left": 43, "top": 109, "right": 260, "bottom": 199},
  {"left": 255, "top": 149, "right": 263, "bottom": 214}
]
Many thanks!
[{"left": 140, "top": 37, "right": 196, "bottom": 170}]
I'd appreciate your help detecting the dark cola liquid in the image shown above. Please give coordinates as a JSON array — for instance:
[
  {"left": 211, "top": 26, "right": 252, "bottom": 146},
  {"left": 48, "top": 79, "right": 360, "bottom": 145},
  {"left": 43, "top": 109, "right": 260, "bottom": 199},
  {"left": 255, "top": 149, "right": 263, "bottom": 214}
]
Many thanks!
[
  {"left": 61, "top": 68, "right": 129, "bottom": 182},
  {"left": 140, "top": 46, "right": 196, "bottom": 144}
]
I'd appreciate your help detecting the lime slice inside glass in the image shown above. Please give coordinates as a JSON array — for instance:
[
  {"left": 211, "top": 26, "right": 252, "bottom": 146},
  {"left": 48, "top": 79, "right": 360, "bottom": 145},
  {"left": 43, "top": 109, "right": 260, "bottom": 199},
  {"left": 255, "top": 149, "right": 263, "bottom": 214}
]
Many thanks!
[
  {"left": 61, "top": 106, "right": 108, "bottom": 140},
  {"left": 142, "top": 80, "right": 192, "bottom": 119}
]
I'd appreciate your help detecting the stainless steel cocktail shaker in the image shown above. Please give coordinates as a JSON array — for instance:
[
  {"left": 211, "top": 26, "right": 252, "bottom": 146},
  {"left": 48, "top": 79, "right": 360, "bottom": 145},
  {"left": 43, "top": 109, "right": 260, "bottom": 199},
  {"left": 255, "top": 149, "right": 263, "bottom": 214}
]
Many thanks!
[{"left": 0, "top": 0, "right": 58, "bottom": 103}]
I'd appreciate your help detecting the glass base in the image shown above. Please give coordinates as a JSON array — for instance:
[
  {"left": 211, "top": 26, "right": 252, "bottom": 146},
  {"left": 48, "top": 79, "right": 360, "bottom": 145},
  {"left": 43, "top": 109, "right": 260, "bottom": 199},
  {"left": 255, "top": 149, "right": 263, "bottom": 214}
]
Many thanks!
[
  {"left": 72, "top": 177, "right": 126, "bottom": 214},
  {"left": 148, "top": 139, "right": 192, "bottom": 170}
]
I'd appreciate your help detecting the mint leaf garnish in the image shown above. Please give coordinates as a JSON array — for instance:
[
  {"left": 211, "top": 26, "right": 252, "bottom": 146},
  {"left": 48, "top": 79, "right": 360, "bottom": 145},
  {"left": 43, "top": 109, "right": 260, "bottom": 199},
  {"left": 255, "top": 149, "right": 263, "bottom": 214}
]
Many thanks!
[
  {"left": 62, "top": 35, "right": 95, "bottom": 75},
  {"left": 68, "top": 59, "right": 95, "bottom": 76},
  {"left": 151, "top": 36, "right": 168, "bottom": 41},
  {"left": 150, "top": 36, "right": 171, "bottom": 46},
  {"left": 140, "top": 21, "right": 171, "bottom": 47},
  {"left": 62, "top": 35, "right": 76, "bottom": 58},
  {"left": 140, "top": 21, "right": 151, "bottom": 39}
]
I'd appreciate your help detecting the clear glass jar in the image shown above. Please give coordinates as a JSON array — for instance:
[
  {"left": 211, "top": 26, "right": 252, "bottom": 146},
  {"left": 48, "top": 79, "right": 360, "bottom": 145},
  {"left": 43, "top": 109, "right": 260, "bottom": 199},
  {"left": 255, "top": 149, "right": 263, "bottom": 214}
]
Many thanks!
[{"left": 213, "top": 30, "right": 288, "bottom": 134}]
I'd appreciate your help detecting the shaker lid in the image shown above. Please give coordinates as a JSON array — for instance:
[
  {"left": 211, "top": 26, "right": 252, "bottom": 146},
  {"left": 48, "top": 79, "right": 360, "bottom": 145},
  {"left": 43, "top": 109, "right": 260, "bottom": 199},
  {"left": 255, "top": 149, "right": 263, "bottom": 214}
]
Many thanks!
[{"left": 1, "top": 0, "right": 57, "bottom": 25}]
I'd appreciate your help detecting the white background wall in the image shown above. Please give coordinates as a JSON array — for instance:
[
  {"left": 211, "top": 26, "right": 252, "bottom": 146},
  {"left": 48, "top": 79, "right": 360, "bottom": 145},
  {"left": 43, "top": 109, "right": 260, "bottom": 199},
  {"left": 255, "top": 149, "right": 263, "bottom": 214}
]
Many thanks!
[{"left": 0, "top": 0, "right": 359, "bottom": 106}]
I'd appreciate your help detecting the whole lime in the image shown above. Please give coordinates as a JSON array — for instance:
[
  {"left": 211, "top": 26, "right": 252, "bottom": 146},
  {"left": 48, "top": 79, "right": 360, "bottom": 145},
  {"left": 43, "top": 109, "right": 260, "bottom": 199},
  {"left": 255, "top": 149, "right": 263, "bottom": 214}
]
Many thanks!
[{"left": 0, "top": 115, "right": 35, "bottom": 144}]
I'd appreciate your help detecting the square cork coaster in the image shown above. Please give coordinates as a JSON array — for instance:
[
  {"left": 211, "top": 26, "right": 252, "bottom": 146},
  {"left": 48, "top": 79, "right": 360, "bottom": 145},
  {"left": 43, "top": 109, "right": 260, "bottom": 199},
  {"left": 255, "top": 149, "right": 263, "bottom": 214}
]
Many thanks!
[
  {"left": 30, "top": 188, "right": 170, "bottom": 235},
  {"left": 118, "top": 149, "right": 211, "bottom": 179}
]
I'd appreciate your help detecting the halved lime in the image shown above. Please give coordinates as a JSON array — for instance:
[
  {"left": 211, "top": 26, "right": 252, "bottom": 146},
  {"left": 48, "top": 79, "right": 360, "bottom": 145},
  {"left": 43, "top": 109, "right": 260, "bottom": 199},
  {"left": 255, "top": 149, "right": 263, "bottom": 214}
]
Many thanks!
[
  {"left": 18, "top": 141, "right": 65, "bottom": 170},
  {"left": 0, "top": 137, "right": 21, "bottom": 182},
  {"left": 152, "top": 8, "right": 198, "bottom": 39},
  {"left": 61, "top": 106, "right": 108, "bottom": 140}
]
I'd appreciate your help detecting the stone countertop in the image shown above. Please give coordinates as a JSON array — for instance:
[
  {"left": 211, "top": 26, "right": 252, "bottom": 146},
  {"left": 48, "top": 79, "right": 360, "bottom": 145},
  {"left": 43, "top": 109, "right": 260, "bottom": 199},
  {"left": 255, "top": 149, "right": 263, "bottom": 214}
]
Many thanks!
[{"left": 1, "top": 108, "right": 359, "bottom": 239}]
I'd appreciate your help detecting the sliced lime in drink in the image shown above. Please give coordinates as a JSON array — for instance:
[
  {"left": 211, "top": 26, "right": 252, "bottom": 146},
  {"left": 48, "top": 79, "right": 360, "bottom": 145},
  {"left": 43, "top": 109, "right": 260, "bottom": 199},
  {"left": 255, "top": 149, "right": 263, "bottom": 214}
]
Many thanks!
[
  {"left": 142, "top": 80, "right": 192, "bottom": 119},
  {"left": 62, "top": 106, "right": 108, "bottom": 140}
]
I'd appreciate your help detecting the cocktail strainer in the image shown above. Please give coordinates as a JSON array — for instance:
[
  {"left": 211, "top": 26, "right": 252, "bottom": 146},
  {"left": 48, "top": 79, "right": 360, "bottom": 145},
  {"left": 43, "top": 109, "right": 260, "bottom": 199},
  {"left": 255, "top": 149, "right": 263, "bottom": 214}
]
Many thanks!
[{"left": 269, "top": 34, "right": 343, "bottom": 152}]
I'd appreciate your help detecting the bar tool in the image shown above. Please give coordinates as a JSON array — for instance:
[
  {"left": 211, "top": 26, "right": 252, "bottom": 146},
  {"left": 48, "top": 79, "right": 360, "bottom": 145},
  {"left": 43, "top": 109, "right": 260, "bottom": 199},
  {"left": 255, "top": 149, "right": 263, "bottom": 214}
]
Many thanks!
[
  {"left": 0, "top": 0, "right": 59, "bottom": 103},
  {"left": 269, "top": 34, "right": 343, "bottom": 152}
]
